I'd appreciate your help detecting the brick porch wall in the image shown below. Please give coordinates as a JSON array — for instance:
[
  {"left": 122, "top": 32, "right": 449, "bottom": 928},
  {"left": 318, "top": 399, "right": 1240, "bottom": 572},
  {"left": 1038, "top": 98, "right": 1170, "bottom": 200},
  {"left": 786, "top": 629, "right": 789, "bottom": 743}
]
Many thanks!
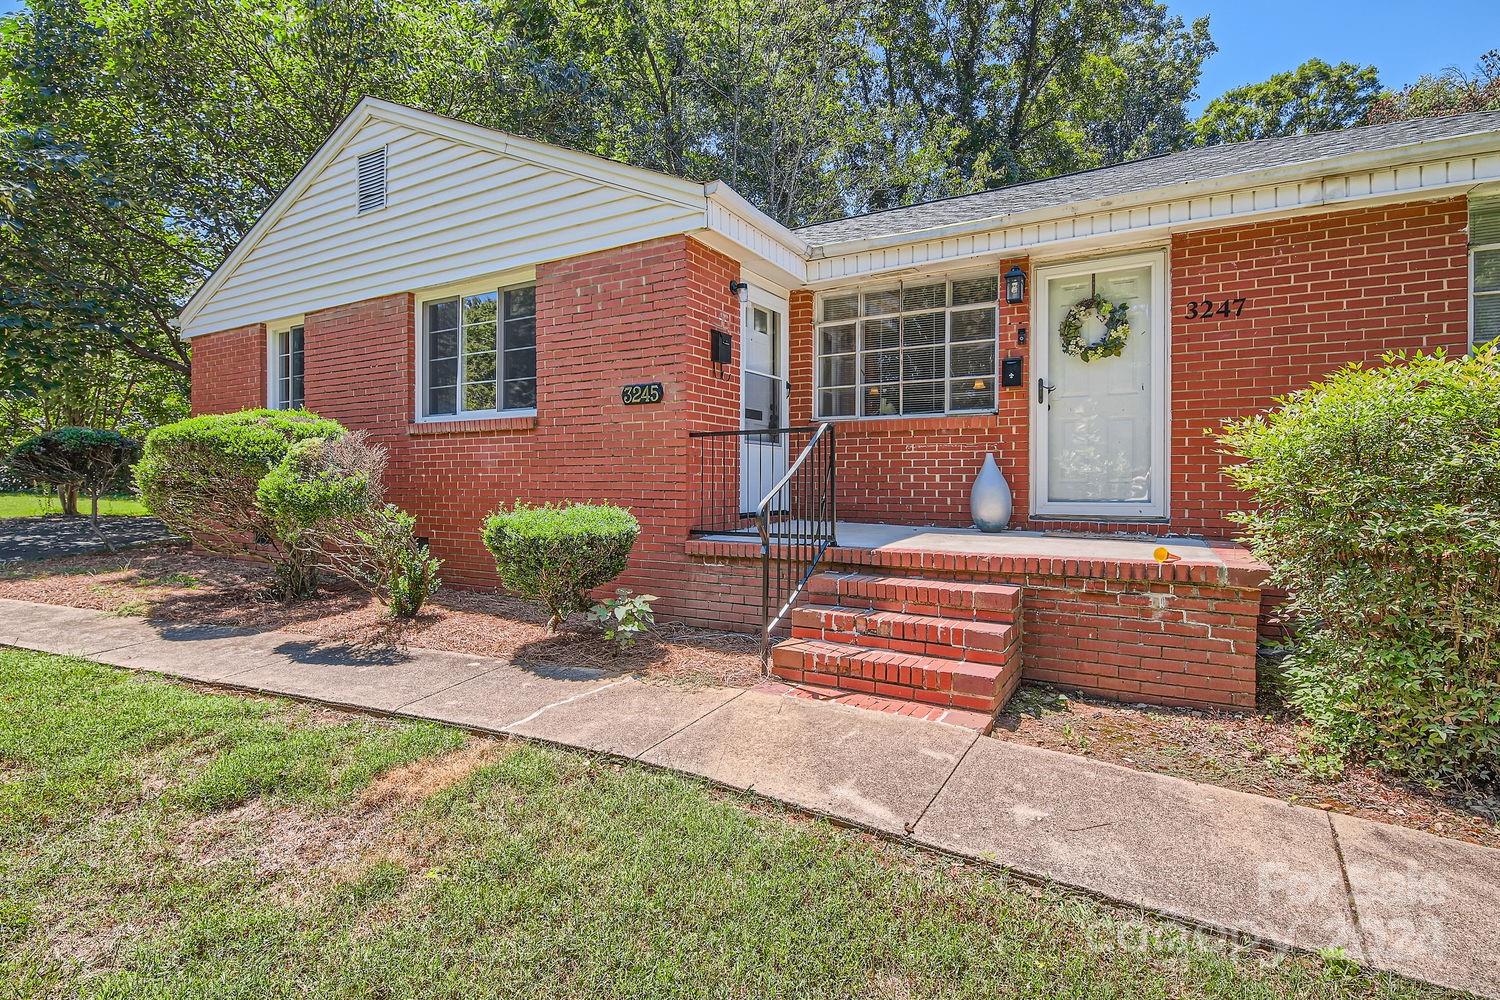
[
  {"left": 681, "top": 537, "right": 1265, "bottom": 710},
  {"left": 786, "top": 196, "right": 1471, "bottom": 538},
  {"left": 190, "top": 234, "right": 743, "bottom": 618}
]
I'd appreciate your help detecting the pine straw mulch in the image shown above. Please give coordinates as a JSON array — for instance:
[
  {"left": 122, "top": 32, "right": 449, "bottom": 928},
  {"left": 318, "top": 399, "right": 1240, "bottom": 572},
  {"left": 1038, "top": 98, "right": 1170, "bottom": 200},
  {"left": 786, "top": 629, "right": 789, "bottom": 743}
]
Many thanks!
[
  {"left": 990, "top": 683, "right": 1500, "bottom": 851},
  {"left": 0, "top": 541, "right": 762, "bottom": 689}
]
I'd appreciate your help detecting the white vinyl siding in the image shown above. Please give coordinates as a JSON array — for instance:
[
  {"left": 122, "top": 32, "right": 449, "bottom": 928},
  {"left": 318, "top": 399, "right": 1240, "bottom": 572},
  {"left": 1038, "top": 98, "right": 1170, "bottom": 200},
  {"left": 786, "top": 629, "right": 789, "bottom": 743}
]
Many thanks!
[
  {"left": 269, "top": 326, "right": 305, "bottom": 409},
  {"left": 422, "top": 284, "right": 536, "bottom": 419},
  {"left": 184, "top": 118, "right": 704, "bottom": 337},
  {"left": 1473, "top": 195, "right": 1500, "bottom": 350},
  {"left": 815, "top": 274, "right": 999, "bottom": 419}
]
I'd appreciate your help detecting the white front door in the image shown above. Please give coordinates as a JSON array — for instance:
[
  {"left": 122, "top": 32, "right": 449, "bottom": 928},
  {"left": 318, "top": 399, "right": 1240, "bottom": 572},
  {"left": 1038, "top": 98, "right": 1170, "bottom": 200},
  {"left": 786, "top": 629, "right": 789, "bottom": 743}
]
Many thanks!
[
  {"left": 1033, "top": 251, "right": 1167, "bottom": 519},
  {"left": 740, "top": 290, "right": 789, "bottom": 515}
]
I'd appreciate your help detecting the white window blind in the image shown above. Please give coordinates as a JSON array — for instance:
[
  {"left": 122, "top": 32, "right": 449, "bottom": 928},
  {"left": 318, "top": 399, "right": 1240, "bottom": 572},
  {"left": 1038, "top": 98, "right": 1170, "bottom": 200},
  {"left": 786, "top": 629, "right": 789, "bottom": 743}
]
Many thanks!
[{"left": 1474, "top": 195, "right": 1500, "bottom": 349}]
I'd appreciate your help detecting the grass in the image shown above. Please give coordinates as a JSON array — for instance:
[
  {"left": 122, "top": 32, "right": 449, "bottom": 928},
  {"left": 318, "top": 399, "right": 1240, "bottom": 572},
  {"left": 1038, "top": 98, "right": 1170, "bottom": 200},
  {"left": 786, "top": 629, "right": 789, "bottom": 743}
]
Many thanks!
[
  {"left": 0, "top": 492, "right": 151, "bottom": 519},
  {"left": 0, "top": 647, "right": 1456, "bottom": 1000}
]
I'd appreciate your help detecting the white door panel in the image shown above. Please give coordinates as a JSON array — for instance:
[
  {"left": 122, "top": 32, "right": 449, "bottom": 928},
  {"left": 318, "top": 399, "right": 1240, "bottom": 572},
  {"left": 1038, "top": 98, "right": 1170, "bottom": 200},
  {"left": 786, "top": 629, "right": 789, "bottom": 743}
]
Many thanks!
[{"left": 1033, "top": 253, "right": 1167, "bottom": 518}]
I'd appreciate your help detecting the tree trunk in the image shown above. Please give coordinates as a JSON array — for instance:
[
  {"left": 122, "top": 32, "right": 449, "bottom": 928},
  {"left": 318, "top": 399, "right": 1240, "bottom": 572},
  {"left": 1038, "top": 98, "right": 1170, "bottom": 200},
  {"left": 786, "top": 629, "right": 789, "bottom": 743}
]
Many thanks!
[
  {"left": 58, "top": 484, "right": 79, "bottom": 517},
  {"left": 273, "top": 549, "right": 320, "bottom": 602}
]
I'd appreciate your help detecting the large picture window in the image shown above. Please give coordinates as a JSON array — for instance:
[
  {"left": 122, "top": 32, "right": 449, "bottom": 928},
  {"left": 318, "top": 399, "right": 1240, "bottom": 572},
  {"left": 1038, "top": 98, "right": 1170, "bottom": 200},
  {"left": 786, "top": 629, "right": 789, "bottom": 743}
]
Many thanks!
[
  {"left": 815, "top": 274, "right": 999, "bottom": 418},
  {"left": 269, "top": 325, "right": 304, "bottom": 410},
  {"left": 423, "top": 283, "right": 537, "bottom": 418}
]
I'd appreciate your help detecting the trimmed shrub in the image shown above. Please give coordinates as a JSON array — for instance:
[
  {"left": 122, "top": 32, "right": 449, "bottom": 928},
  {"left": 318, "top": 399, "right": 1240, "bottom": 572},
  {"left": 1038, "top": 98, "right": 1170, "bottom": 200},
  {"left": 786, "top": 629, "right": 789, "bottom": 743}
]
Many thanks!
[
  {"left": 6, "top": 427, "right": 141, "bottom": 524},
  {"left": 481, "top": 502, "right": 639, "bottom": 630},
  {"left": 136, "top": 409, "right": 346, "bottom": 599},
  {"left": 258, "top": 434, "right": 441, "bottom": 617},
  {"left": 1220, "top": 348, "right": 1500, "bottom": 786}
]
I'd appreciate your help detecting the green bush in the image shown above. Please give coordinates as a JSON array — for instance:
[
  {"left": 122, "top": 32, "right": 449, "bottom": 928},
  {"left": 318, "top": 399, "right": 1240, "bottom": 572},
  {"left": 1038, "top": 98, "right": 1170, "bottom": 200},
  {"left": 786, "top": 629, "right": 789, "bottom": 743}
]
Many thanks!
[
  {"left": 481, "top": 503, "right": 639, "bottom": 630},
  {"left": 6, "top": 427, "right": 141, "bottom": 522},
  {"left": 1220, "top": 348, "right": 1500, "bottom": 786},
  {"left": 136, "top": 409, "right": 347, "bottom": 599},
  {"left": 255, "top": 432, "right": 441, "bottom": 617}
]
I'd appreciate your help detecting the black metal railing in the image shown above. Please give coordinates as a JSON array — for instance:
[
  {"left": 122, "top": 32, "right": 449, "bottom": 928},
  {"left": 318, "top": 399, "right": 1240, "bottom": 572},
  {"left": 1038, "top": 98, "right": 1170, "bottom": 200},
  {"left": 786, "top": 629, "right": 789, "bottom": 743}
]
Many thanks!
[
  {"left": 688, "top": 425, "right": 838, "bottom": 666},
  {"left": 689, "top": 425, "right": 820, "bottom": 535}
]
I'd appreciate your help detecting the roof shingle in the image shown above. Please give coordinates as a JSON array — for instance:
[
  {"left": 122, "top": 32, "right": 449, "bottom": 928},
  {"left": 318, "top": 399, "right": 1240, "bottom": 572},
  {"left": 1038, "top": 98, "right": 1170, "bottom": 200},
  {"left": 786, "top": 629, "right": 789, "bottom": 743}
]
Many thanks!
[{"left": 795, "top": 111, "right": 1500, "bottom": 248}]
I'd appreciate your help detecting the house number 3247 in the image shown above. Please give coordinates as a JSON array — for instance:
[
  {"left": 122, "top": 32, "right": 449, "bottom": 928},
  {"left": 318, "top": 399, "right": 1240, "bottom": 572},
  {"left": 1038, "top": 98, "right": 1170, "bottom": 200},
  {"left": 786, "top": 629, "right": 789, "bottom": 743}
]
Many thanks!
[{"left": 1185, "top": 297, "right": 1247, "bottom": 320}]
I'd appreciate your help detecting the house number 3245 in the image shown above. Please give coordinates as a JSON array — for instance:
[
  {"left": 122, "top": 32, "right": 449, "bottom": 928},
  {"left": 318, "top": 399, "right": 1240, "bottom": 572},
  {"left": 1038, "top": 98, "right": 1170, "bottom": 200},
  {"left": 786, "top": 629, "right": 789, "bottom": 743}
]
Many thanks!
[{"left": 1184, "top": 297, "right": 1247, "bottom": 320}]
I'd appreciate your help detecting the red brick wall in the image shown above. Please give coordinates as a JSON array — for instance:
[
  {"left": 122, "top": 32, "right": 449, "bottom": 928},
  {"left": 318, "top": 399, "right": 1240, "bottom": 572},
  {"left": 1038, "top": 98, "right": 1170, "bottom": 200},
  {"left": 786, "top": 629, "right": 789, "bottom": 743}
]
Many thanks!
[
  {"left": 789, "top": 260, "right": 1033, "bottom": 527},
  {"left": 1169, "top": 197, "right": 1471, "bottom": 535},
  {"left": 681, "top": 539, "right": 1262, "bottom": 710},
  {"left": 189, "top": 324, "right": 266, "bottom": 415},
  {"left": 191, "top": 235, "right": 743, "bottom": 614},
  {"left": 787, "top": 197, "right": 1471, "bottom": 538}
]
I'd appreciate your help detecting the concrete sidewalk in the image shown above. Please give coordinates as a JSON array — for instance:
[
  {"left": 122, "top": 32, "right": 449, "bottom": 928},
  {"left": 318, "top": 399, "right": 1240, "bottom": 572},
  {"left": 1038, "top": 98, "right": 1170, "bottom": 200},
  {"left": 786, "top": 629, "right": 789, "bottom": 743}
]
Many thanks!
[{"left": 1, "top": 596, "right": 1493, "bottom": 997}]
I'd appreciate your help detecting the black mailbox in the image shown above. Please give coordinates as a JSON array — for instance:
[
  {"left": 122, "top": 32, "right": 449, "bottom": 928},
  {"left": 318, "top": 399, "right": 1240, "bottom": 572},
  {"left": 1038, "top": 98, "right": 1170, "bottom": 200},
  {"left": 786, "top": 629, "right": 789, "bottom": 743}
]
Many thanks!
[
  {"left": 1001, "top": 356, "right": 1024, "bottom": 388},
  {"left": 710, "top": 328, "right": 733, "bottom": 365}
]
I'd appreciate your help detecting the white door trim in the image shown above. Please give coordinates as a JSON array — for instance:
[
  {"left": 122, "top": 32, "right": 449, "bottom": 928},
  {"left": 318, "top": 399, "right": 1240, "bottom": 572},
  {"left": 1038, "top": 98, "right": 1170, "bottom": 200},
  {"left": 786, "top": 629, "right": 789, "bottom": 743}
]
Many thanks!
[
  {"left": 1030, "top": 249, "right": 1170, "bottom": 520},
  {"left": 739, "top": 285, "right": 790, "bottom": 515}
]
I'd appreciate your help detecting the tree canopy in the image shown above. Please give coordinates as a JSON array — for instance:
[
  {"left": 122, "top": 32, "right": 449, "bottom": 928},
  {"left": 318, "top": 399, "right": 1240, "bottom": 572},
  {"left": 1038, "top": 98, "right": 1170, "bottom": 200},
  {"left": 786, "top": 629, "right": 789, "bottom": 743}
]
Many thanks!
[{"left": 0, "top": 0, "right": 1477, "bottom": 408}]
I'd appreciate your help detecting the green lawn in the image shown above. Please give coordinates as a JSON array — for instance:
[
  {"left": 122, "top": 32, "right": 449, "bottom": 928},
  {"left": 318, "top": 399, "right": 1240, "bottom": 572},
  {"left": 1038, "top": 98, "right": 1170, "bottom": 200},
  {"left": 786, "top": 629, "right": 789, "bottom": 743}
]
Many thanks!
[
  {"left": 0, "top": 648, "right": 1451, "bottom": 1000},
  {"left": 0, "top": 492, "right": 151, "bottom": 519}
]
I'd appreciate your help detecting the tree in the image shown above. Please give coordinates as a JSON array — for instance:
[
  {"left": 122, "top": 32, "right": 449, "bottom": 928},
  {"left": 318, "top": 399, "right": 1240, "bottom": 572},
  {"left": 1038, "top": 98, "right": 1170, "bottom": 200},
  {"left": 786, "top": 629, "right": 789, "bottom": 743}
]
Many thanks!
[
  {"left": 6, "top": 427, "right": 140, "bottom": 527},
  {"left": 1192, "top": 58, "right": 1381, "bottom": 146},
  {"left": 1365, "top": 49, "right": 1500, "bottom": 125},
  {"left": 843, "top": 0, "right": 1215, "bottom": 211}
]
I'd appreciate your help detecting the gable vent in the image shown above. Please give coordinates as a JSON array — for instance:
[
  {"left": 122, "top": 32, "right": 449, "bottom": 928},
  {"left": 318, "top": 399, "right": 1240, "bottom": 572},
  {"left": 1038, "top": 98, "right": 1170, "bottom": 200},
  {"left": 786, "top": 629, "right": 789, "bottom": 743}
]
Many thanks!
[{"left": 356, "top": 147, "right": 387, "bottom": 214}]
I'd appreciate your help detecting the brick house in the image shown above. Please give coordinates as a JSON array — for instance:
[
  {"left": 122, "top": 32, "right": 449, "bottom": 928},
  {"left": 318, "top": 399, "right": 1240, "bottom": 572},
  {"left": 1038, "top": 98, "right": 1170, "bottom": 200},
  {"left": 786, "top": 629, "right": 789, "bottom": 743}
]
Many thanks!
[{"left": 180, "top": 98, "right": 1500, "bottom": 720}]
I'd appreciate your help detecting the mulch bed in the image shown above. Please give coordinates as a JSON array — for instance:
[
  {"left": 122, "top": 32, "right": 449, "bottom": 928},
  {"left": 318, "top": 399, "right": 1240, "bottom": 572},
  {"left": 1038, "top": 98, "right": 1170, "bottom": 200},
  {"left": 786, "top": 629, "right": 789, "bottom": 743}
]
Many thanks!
[
  {"left": 0, "top": 541, "right": 762, "bottom": 688},
  {"left": 990, "top": 684, "right": 1500, "bottom": 850}
]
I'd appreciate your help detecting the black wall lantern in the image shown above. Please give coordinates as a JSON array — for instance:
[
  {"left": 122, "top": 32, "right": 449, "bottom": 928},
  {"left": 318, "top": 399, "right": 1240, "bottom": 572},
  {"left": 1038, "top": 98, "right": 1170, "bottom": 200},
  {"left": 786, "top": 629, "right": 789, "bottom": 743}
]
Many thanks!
[
  {"left": 1004, "top": 265, "right": 1027, "bottom": 304},
  {"left": 728, "top": 280, "right": 750, "bottom": 304}
]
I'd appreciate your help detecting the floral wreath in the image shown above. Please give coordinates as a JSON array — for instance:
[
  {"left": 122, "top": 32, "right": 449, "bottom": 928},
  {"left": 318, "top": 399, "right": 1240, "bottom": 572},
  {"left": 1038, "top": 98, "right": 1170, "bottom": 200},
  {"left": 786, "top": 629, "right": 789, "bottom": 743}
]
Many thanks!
[{"left": 1058, "top": 294, "right": 1131, "bottom": 362}]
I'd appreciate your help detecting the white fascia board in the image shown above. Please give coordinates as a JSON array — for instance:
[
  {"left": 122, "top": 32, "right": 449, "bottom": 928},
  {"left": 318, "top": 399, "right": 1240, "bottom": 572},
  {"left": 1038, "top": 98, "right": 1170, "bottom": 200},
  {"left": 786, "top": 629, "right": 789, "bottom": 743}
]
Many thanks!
[{"left": 806, "top": 131, "right": 1500, "bottom": 260}]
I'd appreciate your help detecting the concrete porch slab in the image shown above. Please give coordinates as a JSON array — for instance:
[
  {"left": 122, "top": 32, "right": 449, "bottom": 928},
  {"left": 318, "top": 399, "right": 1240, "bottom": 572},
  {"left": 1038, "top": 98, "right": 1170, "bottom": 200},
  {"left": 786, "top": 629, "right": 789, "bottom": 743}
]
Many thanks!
[
  {"left": 912, "top": 737, "right": 1360, "bottom": 957},
  {"left": 396, "top": 660, "right": 616, "bottom": 730},
  {"left": 506, "top": 679, "right": 743, "bottom": 757},
  {"left": 1334, "top": 812, "right": 1500, "bottom": 997},
  {"left": 705, "top": 522, "right": 1223, "bottom": 564},
  {"left": 639, "top": 689, "right": 977, "bottom": 834},
  {"left": 223, "top": 642, "right": 500, "bottom": 712}
]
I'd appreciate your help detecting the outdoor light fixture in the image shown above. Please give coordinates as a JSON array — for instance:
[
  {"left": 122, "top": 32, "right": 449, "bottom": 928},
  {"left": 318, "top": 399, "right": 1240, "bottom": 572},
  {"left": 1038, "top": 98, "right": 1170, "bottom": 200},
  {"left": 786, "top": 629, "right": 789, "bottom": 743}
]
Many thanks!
[
  {"left": 1004, "top": 265, "right": 1027, "bottom": 304},
  {"left": 728, "top": 280, "right": 750, "bottom": 304}
]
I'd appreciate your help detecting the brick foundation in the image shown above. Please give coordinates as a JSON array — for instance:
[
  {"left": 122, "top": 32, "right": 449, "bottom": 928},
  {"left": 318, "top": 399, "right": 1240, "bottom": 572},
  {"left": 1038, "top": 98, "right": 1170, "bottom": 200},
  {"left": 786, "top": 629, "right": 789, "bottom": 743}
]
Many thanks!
[{"left": 683, "top": 537, "right": 1265, "bottom": 710}]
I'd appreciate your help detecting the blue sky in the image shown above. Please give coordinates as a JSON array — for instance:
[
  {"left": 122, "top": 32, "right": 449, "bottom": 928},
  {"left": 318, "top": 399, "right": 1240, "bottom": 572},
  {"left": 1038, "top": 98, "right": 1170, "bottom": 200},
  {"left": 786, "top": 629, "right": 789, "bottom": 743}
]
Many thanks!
[
  {"left": 1165, "top": 0, "right": 1498, "bottom": 110},
  {"left": 0, "top": 0, "right": 1491, "bottom": 112}
]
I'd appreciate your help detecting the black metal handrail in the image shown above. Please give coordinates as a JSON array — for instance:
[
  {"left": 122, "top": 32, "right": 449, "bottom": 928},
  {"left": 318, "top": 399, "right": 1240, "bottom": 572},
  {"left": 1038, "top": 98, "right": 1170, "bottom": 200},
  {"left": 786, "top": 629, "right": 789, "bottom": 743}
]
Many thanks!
[
  {"left": 687, "top": 424, "right": 838, "bottom": 667},
  {"left": 755, "top": 422, "right": 837, "bottom": 664}
]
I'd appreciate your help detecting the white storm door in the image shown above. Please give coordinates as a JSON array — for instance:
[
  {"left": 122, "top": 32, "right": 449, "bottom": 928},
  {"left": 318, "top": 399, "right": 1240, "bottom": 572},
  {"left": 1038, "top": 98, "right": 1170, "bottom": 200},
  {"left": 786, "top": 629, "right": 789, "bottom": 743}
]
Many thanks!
[
  {"left": 740, "top": 290, "right": 789, "bottom": 515},
  {"left": 1033, "top": 251, "right": 1167, "bottom": 518}
]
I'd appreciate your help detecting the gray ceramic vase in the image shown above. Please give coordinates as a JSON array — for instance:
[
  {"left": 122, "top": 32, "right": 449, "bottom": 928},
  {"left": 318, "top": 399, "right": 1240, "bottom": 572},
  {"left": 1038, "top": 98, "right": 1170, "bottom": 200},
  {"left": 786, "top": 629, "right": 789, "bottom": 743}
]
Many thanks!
[{"left": 970, "top": 453, "right": 1013, "bottom": 533}]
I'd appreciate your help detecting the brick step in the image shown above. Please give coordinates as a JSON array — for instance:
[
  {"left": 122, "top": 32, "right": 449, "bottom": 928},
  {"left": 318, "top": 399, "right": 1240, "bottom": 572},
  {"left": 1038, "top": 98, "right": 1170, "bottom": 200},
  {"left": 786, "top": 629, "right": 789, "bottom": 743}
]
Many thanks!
[
  {"left": 805, "top": 572, "right": 1021, "bottom": 623},
  {"left": 789, "top": 606, "right": 1019, "bottom": 665},
  {"left": 770, "top": 637, "right": 1023, "bottom": 715}
]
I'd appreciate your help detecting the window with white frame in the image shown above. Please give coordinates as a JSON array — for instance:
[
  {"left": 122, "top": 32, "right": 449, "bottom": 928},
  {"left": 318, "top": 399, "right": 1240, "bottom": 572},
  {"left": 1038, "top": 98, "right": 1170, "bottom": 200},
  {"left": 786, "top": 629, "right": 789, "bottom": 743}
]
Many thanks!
[
  {"left": 815, "top": 274, "right": 999, "bottom": 418},
  {"left": 1473, "top": 195, "right": 1500, "bottom": 350},
  {"left": 422, "top": 284, "right": 536, "bottom": 418},
  {"left": 269, "top": 326, "right": 305, "bottom": 410}
]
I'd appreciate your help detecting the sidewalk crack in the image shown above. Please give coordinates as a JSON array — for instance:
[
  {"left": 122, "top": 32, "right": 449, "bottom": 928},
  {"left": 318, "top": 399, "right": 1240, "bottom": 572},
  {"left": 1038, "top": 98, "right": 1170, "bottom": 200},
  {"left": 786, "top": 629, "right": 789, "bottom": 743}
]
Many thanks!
[
  {"left": 635, "top": 688, "right": 747, "bottom": 760},
  {"left": 906, "top": 732, "right": 980, "bottom": 837},
  {"left": 1327, "top": 810, "right": 1372, "bottom": 963},
  {"left": 503, "top": 676, "right": 633, "bottom": 731}
]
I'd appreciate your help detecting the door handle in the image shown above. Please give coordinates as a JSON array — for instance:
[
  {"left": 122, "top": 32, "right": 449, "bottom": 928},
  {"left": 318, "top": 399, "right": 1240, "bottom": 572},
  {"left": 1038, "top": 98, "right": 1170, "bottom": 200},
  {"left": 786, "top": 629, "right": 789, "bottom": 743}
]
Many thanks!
[{"left": 1038, "top": 378, "right": 1055, "bottom": 405}]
